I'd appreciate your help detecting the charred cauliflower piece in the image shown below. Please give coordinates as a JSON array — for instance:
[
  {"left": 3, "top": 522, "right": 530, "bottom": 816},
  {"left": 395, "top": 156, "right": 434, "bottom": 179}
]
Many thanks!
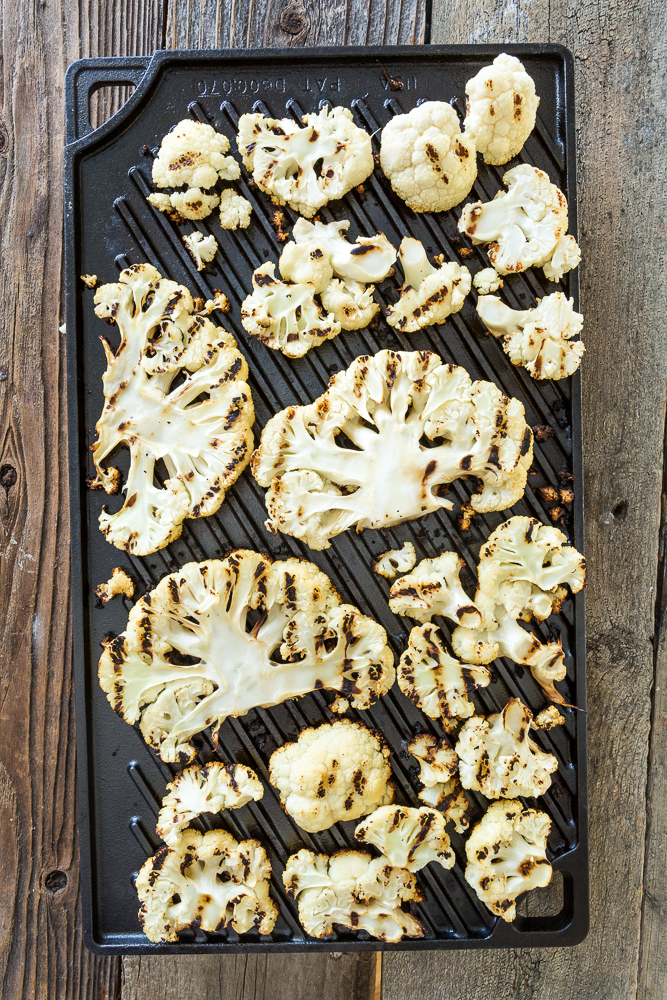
[
  {"left": 156, "top": 762, "right": 264, "bottom": 847},
  {"left": 90, "top": 264, "right": 254, "bottom": 555},
  {"left": 283, "top": 849, "right": 423, "bottom": 941},
  {"left": 380, "top": 101, "right": 477, "bottom": 212},
  {"left": 218, "top": 188, "right": 253, "bottom": 229},
  {"left": 355, "top": 805, "right": 454, "bottom": 872},
  {"left": 387, "top": 238, "right": 471, "bottom": 332},
  {"left": 136, "top": 827, "right": 277, "bottom": 942},
  {"left": 237, "top": 106, "right": 374, "bottom": 218},
  {"left": 268, "top": 720, "right": 393, "bottom": 832},
  {"left": 389, "top": 552, "right": 482, "bottom": 628},
  {"left": 95, "top": 567, "right": 134, "bottom": 605},
  {"left": 407, "top": 734, "right": 470, "bottom": 832},
  {"left": 99, "top": 551, "right": 394, "bottom": 763},
  {"left": 464, "top": 54, "right": 540, "bottom": 165},
  {"left": 465, "top": 799, "right": 552, "bottom": 921},
  {"left": 534, "top": 705, "right": 565, "bottom": 730},
  {"left": 473, "top": 268, "right": 503, "bottom": 295},
  {"left": 183, "top": 231, "right": 218, "bottom": 271},
  {"left": 251, "top": 350, "right": 532, "bottom": 550},
  {"left": 374, "top": 541, "right": 417, "bottom": 579},
  {"left": 291, "top": 218, "right": 397, "bottom": 284}
]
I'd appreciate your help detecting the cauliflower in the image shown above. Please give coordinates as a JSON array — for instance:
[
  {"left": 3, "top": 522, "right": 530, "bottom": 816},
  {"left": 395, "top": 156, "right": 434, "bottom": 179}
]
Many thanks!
[
  {"left": 94, "top": 566, "right": 134, "bottom": 605},
  {"left": 90, "top": 264, "right": 254, "bottom": 555},
  {"left": 455, "top": 698, "right": 558, "bottom": 799},
  {"left": 464, "top": 54, "right": 540, "bottom": 165},
  {"left": 183, "top": 231, "right": 218, "bottom": 270},
  {"left": 477, "top": 292, "right": 585, "bottom": 379},
  {"left": 156, "top": 762, "right": 264, "bottom": 847},
  {"left": 241, "top": 262, "right": 341, "bottom": 358},
  {"left": 218, "top": 188, "right": 252, "bottom": 229},
  {"left": 387, "top": 238, "right": 471, "bottom": 331},
  {"left": 380, "top": 101, "right": 476, "bottom": 212},
  {"left": 407, "top": 734, "right": 470, "bottom": 832},
  {"left": 237, "top": 106, "right": 373, "bottom": 218},
  {"left": 278, "top": 241, "right": 334, "bottom": 293},
  {"left": 136, "top": 827, "right": 277, "bottom": 942},
  {"left": 251, "top": 350, "right": 532, "bottom": 550},
  {"left": 291, "top": 218, "right": 396, "bottom": 284},
  {"left": 168, "top": 187, "right": 221, "bottom": 221},
  {"left": 534, "top": 705, "right": 565, "bottom": 730},
  {"left": 98, "top": 551, "right": 394, "bottom": 763},
  {"left": 283, "top": 849, "right": 423, "bottom": 941},
  {"left": 374, "top": 541, "right": 417, "bottom": 579},
  {"left": 320, "top": 279, "right": 379, "bottom": 330},
  {"left": 473, "top": 268, "right": 503, "bottom": 295},
  {"left": 465, "top": 800, "right": 552, "bottom": 921},
  {"left": 355, "top": 805, "right": 454, "bottom": 871},
  {"left": 398, "top": 623, "right": 490, "bottom": 730},
  {"left": 388, "top": 551, "right": 482, "bottom": 628},
  {"left": 268, "top": 720, "right": 394, "bottom": 832},
  {"left": 458, "top": 165, "right": 581, "bottom": 279},
  {"left": 468, "top": 432, "right": 533, "bottom": 515},
  {"left": 543, "top": 234, "right": 581, "bottom": 282},
  {"left": 81, "top": 273, "right": 98, "bottom": 288}
]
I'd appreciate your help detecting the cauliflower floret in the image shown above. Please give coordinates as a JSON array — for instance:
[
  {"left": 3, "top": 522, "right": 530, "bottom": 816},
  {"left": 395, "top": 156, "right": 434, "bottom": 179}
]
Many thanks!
[
  {"left": 169, "top": 187, "right": 221, "bottom": 220},
  {"left": 464, "top": 54, "right": 540, "bottom": 165},
  {"left": 398, "top": 623, "right": 490, "bottom": 730},
  {"left": 380, "top": 101, "right": 477, "bottom": 212},
  {"left": 218, "top": 188, "right": 252, "bottom": 229},
  {"left": 241, "top": 262, "right": 341, "bottom": 358},
  {"left": 237, "top": 106, "right": 373, "bottom": 218},
  {"left": 473, "top": 268, "right": 504, "bottom": 295},
  {"left": 406, "top": 734, "right": 470, "bottom": 832},
  {"left": 459, "top": 165, "right": 580, "bottom": 279},
  {"left": 477, "top": 292, "right": 585, "bottom": 379},
  {"left": 469, "top": 427, "right": 533, "bottom": 514},
  {"left": 387, "top": 238, "right": 471, "bottom": 331},
  {"left": 268, "top": 720, "right": 394, "bottom": 833},
  {"left": 543, "top": 234, "right": 581, "bottom": 282},
  {"left": 355, "top": 805, "right": 455, "bottom": 872},
  {"left": 283, "top": 849, "right": 423, "bottom": 941},
  {"left": 94, "top": 566, "right": 134, "bottom": 605},
  {"left": 183, "top": 231, "right": 218, "bottom": 271},
  {"left": 465, "top": 800, "right": 552, "bottom": 921},
  {"left": 136, "top": 827, "right": 277, "bottom": 942},
  {"left": 388, "top": 551, "right": 482, "bottom": 628},
  {"left": 147, "top": 192, "right": 173, "bottom": 213},
  {"left": 99, "top": 552, "right": 394, "bottom": 763},
  {"left": 320, "top": 279, "right": 380, "bottom": 330},
  {"left": 156, "top": 762, "right": 264, "bottom": 847},
  {"left": 152, "top": 119, "right": 240, "bottom": 190},
  {"left": 374, "top": 541, "right": 417, "bottom": 579},
  {"left": 279, "top": 241, "right": 334, "bottom": 293},
  {"left": 534, "top": 705, "right": 565, "bottom": 730},
  {"left": 291, "top": 218, "right": 397, "bottom": 284}
]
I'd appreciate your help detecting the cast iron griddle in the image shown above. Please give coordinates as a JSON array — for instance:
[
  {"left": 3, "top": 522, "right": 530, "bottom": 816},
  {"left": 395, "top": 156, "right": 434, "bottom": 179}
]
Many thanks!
[{"left": 64, "top": 45, "right": 587, "bottom": 954}]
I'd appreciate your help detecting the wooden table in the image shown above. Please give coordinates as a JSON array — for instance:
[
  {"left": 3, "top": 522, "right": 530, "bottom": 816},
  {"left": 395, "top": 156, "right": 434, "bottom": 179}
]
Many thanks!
[{"left": 1, "top": 0, "right": 664, "bottom": 997}]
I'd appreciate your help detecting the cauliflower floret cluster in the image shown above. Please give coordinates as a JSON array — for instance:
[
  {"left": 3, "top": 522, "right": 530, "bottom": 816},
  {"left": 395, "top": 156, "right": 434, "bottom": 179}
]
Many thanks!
[
  {"left": 473, "top": 268, "right": 503, "bottom": 295},
  {"left": 136, "top": 827, "right": 278, "bottom": 942},
  {"left": 251, "top": 350, "right": 532, "bottom": 550},
  {"left": 464, "top": 54, "right": 540, "bottom": 165},
  {"left": 268, "top": 720, "right": 393, "bottom": 832},
  {"left": 156, "top": 762, "right": 264, "bottom": 847},
  {"left": 94, "top": 567, "right": 134, "bottom": 605},
  {"left": 99, "top": 551, "right": 394, "bottom": 763},
  {"left": 183, "top": 231, "right": 218, "bottom": 271},
  {"left": 283, "top": 849, "right": 423, "bottom": 941},
  {"left": 218, "top": 187, "right": 253, "bottom": 229},
  {"left": 387, "top": 238, "right": 471, "bottom": 332},
  {"left": 389, "top": 552, "right": 482, "bottom": 628},
  {"left": 380, "top": 101, "right": 477, "bottom": 212},
  {"left": 407, "top": 734, "right": 470, "bottom": 832},
  {"left": 90, "top": 263, "right": 254, "bottom": 555},
  {"left": 355, "top": 805, "right": 455, "bottom": 872},
  {"left": 374, "top": 541, "right": 417, "bottom": 579}
]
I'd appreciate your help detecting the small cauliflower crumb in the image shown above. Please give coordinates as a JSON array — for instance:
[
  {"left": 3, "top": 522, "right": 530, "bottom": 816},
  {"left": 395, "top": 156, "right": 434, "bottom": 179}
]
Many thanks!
[
  {"left": 219, "top": 188, "right": 253, "bottom": 229},
  {"left": 374, "top": 541, "right": 417, "bottom": 578},
  {"left": 95, "top": 567, "right": 134, "bottom": 605},
  {"left": 464, "top": 54, "right": 540, "bottom": 165},
  {"left": 197, "top": 290, "right": 231, "bottom": 315},
  {"left": 147, "top": 192, "right": 175, "bottom": 214},
  {"left": 81, "top": 274, "right": 98, "bottom": 289},
  {"left": 183, "top": 231, "right": 218, "bottom": 271},
  {"left": 473, "top": 268, "right": 503, "bottom": 295},
  {"left": 534, "top": 705, "right": 566, "bottom": 730}
]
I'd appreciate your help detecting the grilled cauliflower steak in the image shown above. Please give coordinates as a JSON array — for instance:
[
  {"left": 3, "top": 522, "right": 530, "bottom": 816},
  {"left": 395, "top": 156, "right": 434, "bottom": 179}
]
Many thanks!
[
  {"left": 355, "top": 805, "right": 454, "bottom": 872},
  {"left": 477, "top": 292, "right": 585, "bottom": 379},
  {"left": 380, "top": 101, "right": 477, "bottom": 212},
  {"left": 156, "top": 762, "right": 264, "bottom": 847},
  {"left": 407, "top": 734, "right": 470, "bottom": 832},
  {"left": 251, "top": 350, "right": 532, "bottom": 550},
  {"left": 465, "top": 800, "right": 552, "bottom": 921},
  {"left": 136, "top": 827, "right": 277, "bottom": 942},
  {"left": 464, "top": 54, "right": 540, "bottom": 165},
  {"left": 99, "top": 551, "right": 394, "bottom": 763},
  {"left": 268, "top": 720, "right": 394, "bottom": 832},
  {"left": 387, "top": 238, "right": 471, "bottom": 332},
  {"left": 389, "top": 551, "right": 482, "bottom": 628},
  {"left": 283, "top": 849, "right": 423, "bottom": 941},
  {"left": 90, "top": 263, "right": 254, "bottom": 555},
  {"left": 374, "top": 541, "right": 417, "bottom": 579},
  {"left": 237, "top": 106, "right": 373, "bottom": 218}
]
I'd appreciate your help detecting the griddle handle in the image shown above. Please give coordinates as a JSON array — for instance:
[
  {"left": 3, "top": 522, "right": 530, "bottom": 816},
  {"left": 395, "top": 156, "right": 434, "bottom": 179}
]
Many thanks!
[{"left": 66, "top": 58, "right": 151, "bottom": 144}]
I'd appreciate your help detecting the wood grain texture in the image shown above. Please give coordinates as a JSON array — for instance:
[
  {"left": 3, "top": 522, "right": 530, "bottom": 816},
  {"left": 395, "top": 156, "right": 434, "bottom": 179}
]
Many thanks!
[{"left": 384, "top": 1, "right": 667, "bottom": 997}]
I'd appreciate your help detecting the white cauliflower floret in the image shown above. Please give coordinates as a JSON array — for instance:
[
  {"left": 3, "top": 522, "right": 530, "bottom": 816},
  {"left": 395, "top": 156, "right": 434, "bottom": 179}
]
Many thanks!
[
  {"left": 407, "top": 734, "right": 470, "bottom": 832},
  {"left": 94, "top": 567, "right": 134, "bottom": 605},
  {"left": 374, "top": 541, "right": 417, "bottom": 579},
  {"left": 355, "top": 805, "right": 454, "bottom": 872},
  {"left": 136, "top": 827, "right": 277, "bottom": 942},
  {"left": 279, "top": 241, "right": 334, "bottom": 293},
  {"left": 156, "top": 762, "right": 264, "bottom": 847},
  {"left": 473, "top": 268, "right": 503, "bottom": 295},
  {"left": 388, "top": 552, "right": 481, "bottom": 628},
  {"left": 398, "top": 623, "right": 490, "bottom": 730},
  {"left": 455, "top": 698, "right": 559, "bottom": 799},
  {"left": 218, "top": 188, "right": 252, "bottom": 229},
  {"left": 251, "top": 350, "right": 531, "bottom": 550},
  {"left": 320, "top": 279, "right": 379, "bottom": 330},
  {"left": 183, "top": 231, "right": 218, "bottom": 270},
  {"left": 380, "top": 101, "right": 476, "bottom": 212},
  {"left": 543, "top": 234, "right": 581, "bottom": 282},
  {"left": 387, "top": 238, "right": 471, "bottom": 332},
  {"left": 169, "top": 187, "right": 221, "bottom": 221},
  {"left": 477, "top": 292, "right": 585, "bottom": 379},
  {"left": 237, "top": 106, "right": 373, "bottom": 218},
  {"left": 459, "top": 165, "right": 580, "bottom": 279},
  {"left": 241, "top": 262, "right": 341, "bottom": 358},
  {"left": 469, "top": 426, "right": 533, "bottom": 514},
  {"left": 99, "top": 551, "right": 394, "bottom": 763},
  {"left": 534, "top": 705, "right": 565, "bottom": 730},
  {"left": 147, "top": 192, "right": 173, "bottom": 213},
  {"left": 465, "top": 800, "right": 552, "bottom": 921},
  {"left": 283, "top": 849, "right": 423, "bottom": 941},
  {"left": 90, "top": 264, "right": 254, "bottom": 555},
  {"left": 291, "top": 218, "right": 397, "bottom": 284},
  {"left": 464, "top": 54, "right": 540, "bottom": 165},
  {"left": 268, "top": 720, "right": 394, "bottom": 833}
]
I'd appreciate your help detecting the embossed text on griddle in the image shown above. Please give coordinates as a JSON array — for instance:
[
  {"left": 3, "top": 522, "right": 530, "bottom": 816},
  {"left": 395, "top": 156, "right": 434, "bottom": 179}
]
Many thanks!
[{"left": 196, "top": 78, "right": 286, "bottom": 97}]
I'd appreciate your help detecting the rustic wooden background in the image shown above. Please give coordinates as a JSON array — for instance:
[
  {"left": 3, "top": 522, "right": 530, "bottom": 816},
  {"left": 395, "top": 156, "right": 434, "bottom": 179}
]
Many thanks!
[{"left": 0, "top": 0, "right": 665, "bottom": 997}]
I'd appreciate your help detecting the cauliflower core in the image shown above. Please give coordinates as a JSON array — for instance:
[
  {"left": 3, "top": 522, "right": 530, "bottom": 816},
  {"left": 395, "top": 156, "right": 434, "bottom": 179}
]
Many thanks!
[
  {"left": 387, "top": 238, "right": 471, "bottom": 332},
  {"left": 136, "top": 827, "right": 277, "bottom": 942},
  {"left": 464, "top": 54, "right": 540, "bottom": 165},
  {"left": 95, "top": 567, "right": 134, "bottom": 605},
  {"left": 407, "top": 734, "right": 470, "bottom": 832},
  {"left": 90, "top": 264, "right": 254, "bottom": 555},
  {"left": 156, "top": 762, "right": 264, "bottom": 847},
  {"left": 237, "top": 106, "right": 373, "bottom": 218},
  {"left": 355, "top": 805, "right": 454, "bottom": 872},
  {"left": 465, "top": 800, "right": 552, "bottom": 921},
  {"left": 374, "top": 541, "right": 417, "bottom": 579},
  {"left": 388, "top": 552, "right": 482, "bottom": 628},
  {"left": 183, "top": 231, "right": 218, "bottom": 271},
  {"left": 99, "top": 551, "right": 394, "bottom": 763},
  {"left": 283, "top": 849, "right": 423, "bottom": 941},
  {"left": 380, "top": 101, "right": 476, "bottom": 212},
  {"left": 251, "top": 350, "right": 532, "bottom": 550},
  {"left": 268, "top": 720, "right": 393, "bottom": 833}
]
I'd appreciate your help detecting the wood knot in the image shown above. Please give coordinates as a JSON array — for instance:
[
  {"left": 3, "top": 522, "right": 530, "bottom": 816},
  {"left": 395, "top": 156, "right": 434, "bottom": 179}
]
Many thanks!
[
  {"left": 44, "top": 870, "right": 68, "bottom": 893},
  {"left": 277, "top": 0, "right": 308, "bottom": 36},
  {"left": 0, "top": 463, "right": 17, "bottom": 491}
]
